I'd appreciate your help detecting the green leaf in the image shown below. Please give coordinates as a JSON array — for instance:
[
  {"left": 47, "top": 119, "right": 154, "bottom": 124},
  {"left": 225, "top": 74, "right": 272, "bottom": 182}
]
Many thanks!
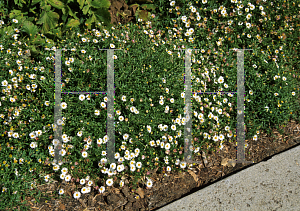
[
  {"left": 140, "top": 3, "right": 156, "bottom": 11},
  {"left": 27, "top": 7, "right": 38, "bottom": 17},
  {"left": 61, "top": 9, "right": 68, "bottom": 23},
  {"left": 31, "top": 0, "right": 43, "bottom": 6},
  {"left": 36, "top": 10, "right": 60, "bottom": 34},
  {"left": 43, "top": 4, "right": 52, "bottom": 11},
  {"left": 13, "top": 0, "right": 24, "bottom": 8},
  {"left": 61, "top": 6, "right": 66, "bottom": 15},
  {"left": 19, "top": 20, "right": 39, "bottom": 38},
  {"left": 94, "top": 7, "right": 111, "bottom": 25},
  {"left": 65, "top": 18, "right": 81, "bottom": 29},
  {"left": 85, "top": 16, "right": 94, "bottom": 29},
  {"left": 8, "top": 9, "right": 22, "bottom": 18},
  {"left": 85, "top": 0, "right": 92, "bottom": 5},
  {"left": 90, "top": 0, "right": 111, "bottom": 8},
  {"left": 82, "top": 5, "right": 90, "bottom": 15},
  {"left": 47, "top": 0, "right": 65, "bottom": 10},
  {"left": 91, "top": 13, "right": 98, "bottom": 22},
  {"left": 66, "top": 5, "right": 79, "bottom": 20},
  {"left": 77, "top": 0, "right": 85, "bottom": 9},
  {"left": 87, "top": 8, "right": 94, "bottom": 16}
]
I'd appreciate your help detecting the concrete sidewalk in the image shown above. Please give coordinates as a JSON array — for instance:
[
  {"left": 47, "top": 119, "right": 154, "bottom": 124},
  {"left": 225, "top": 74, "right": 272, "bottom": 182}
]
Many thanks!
[{"left": 157, "top": 145, "right": 300, "bottom": 211}]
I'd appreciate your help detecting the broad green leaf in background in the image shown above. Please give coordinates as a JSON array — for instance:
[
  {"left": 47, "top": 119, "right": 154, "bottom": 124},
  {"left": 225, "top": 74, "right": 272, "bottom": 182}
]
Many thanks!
[
  {"left": 65, "top": 18, "right": 81, "bottom": 29},
  {"left": 31, "top": 0, "right": 43, "bottom": 6},
  {"left": 85, "top": 0, "right": 92, "bottom": 5},
  {"left": 47, "top": 0, "right": 65, "bottom": 10},
  {"left": 94, "top": 7, "right": 113, "bottom": 27},
  {"left": 77, "top": 0, "right": 85, "bottom": 9},
  {"left": 91, "top": 0, "right": 111, "bottom": 8},
  {"left": 82, "top": 5, "right": 90, "bottom": 15},
  {"left": 20, "top": 20, "right": 39, "bottom": 38},
  {"left": 36, "top": 9, "right": 60, "bottom": 34},
  {"left": 85, "top": 14, "right": 97, "bottom": 30}
]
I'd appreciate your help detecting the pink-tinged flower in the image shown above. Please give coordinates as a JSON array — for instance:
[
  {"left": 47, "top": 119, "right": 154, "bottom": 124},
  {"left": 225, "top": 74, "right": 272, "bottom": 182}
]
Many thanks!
[
  {"left": 179, "top": 151, "right": 182, "bottom": 154},
  {"left": 173, "top": 149, "right": 177, "bottom": 153},
  {"left": 75, "top": 162, "right": 78, "bottom": 165},
  {"left": 76, "top": 178, "right": 80, "bottom": 182},
  {"left": 132, "top": 40, "right": 135, "bottom": 43},
  {"left": 147, "top": 171, "right": 151, "bottom": 175}
]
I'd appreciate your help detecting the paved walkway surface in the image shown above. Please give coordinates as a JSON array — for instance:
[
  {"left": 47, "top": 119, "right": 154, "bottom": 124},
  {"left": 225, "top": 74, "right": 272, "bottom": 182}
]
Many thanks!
[{"left": 157, "top": 145, "right": 300, "bottom": 211}]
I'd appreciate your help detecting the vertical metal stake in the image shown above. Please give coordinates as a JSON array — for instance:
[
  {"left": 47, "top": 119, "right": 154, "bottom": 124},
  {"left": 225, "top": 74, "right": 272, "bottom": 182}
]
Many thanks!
[
  {"left": 54, "top": 49, "right": 63, "bottom": 165},
  {"left": 107, "top": 49, "right": 116, "bottom": 164}
]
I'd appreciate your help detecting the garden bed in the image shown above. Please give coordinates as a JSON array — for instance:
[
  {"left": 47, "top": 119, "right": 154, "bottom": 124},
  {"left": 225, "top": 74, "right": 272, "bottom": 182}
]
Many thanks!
[
  {"left": 1, "top": 0, "right": 300, "bottom": 210},
  {"left": 3, "top": 116, "right": 300, "bottom": 211}
]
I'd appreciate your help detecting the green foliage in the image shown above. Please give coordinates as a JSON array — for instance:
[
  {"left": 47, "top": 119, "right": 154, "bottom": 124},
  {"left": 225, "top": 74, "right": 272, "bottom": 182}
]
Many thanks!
[
  {"left": 0, "top": 0, "right": 113, "bottom": 59},
  {"left": 0, "top": 0, "right": 166, "bottom": 62}
]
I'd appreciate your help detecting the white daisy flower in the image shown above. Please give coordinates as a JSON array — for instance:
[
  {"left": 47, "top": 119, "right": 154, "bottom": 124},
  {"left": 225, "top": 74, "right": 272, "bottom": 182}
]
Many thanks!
[
  {"left": 73, "top": 191, "right": 81, "bottom": 199},
  {"left": 99, "top": 186, "right": 105, "bottom": 193},
  {"left": 106, "top": 178, "right": 113, "bottom": 186}
]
